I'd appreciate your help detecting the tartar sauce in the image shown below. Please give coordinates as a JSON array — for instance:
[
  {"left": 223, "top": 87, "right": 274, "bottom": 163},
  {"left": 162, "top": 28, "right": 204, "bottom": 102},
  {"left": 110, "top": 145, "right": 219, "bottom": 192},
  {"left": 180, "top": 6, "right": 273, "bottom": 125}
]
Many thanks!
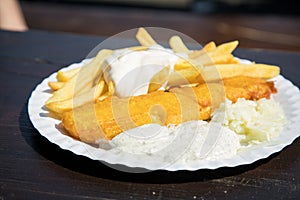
[{"left": 109, "top": 120, "right": 241, "bottom": 162}]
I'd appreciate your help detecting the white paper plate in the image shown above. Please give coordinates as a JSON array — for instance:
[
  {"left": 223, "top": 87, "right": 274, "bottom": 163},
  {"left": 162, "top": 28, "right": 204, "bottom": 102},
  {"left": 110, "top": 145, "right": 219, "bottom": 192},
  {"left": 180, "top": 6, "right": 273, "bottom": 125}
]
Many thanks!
[{"left": 28, "top": 59, "right": 300, "bottom": 171}]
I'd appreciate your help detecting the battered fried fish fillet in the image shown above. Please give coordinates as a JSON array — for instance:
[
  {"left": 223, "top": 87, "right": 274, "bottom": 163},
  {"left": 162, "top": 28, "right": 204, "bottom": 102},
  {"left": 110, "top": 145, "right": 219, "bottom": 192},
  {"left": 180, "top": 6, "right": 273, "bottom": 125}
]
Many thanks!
[{"left": 62, "top": 76, "right": 276, "bottom": 143}]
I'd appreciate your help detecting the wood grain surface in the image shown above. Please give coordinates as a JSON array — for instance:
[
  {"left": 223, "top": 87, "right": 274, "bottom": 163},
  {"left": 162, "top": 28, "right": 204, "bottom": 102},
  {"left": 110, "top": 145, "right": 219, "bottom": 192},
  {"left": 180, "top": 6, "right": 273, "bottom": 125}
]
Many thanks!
[
  {"left": 0, "top": 30, "right": 299, "bottom": 199},
  {"left": 20, "top": 1, "right": 300, "bottom": 51}
]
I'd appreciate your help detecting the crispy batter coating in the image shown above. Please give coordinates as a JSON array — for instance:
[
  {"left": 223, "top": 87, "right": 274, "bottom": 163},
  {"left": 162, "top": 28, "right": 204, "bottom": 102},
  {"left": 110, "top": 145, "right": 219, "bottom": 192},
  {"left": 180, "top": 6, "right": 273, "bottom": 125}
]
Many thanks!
[{"left": 62, "top": 76, "right": 276, "bottom": 143}]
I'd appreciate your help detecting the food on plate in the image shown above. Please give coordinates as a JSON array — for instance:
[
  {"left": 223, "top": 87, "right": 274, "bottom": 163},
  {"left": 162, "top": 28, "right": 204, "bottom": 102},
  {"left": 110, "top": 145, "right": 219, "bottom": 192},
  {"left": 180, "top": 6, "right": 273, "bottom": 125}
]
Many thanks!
[
  {"left": 44, "top": 27, "right": 286, "bottom": 158},
  {"left": 212, "top": 98, "right": 287, "bottom": 144},
  {"left": 169, "top": 35, "right": 190, "bottom": 53},
  {"left": 62, "top": 76, "right": 276, "bottom": 142},
  {"left": 48, "top": 81, "right": 64, "bottom": 91},
  {"left": 110, "top": 120, "right": 242, "bottom": 162},
  {"left": 168, "top": 62, "right": 279, "bottom": 87},
  {"left": 136, "top": 27, "right": 157, "bottom": 46},
  {"left": 109, "top": 97, "right": 287, "bottom": 162},
  {"left": 47, "top": 79, "right": 106, "bottom": 114},
  {"left": 56, "top": 67, "right": 80, "bottom": 82},
  {"left": 45, "top": 49, "right": 112, "bottom": 113}
]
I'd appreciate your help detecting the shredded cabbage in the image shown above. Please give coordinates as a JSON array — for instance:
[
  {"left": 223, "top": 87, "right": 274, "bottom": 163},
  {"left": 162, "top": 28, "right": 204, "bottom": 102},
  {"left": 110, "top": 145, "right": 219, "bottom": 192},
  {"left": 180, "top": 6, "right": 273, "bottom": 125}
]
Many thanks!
[{"left": 212, "top": 98, "right": 288, "bottom": 144}]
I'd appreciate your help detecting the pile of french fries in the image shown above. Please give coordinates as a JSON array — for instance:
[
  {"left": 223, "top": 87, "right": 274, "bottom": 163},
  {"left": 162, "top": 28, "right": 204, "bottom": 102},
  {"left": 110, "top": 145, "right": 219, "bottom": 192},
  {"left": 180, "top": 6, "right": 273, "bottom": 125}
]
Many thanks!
[{"left": 45, "top": 27, "right": 280, "bottom": 116}]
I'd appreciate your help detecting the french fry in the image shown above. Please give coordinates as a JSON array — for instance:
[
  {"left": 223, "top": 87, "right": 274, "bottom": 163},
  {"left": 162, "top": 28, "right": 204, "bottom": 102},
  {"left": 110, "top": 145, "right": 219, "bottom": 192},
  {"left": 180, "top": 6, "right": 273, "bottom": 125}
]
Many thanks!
[
  {"left": 136, "top": 28, "right": 157, "bottom": 46},
  {"left": 203, "top": 63, "right": 280, "bottom": 80},
  {"left": 203, "top": 41, "right": 217, "bottom": 52},
  {"left": 175, "top": 55, "right": 208, "bottom": 70},
  {"left": 189, "top": 41, "right": 238, "bottom": 64},
  {"left": 191, "top": 53, "right": 214, "bottom": 67},
  {"left": 46, "top": 79, "right": 105, "bottom": 113},
  {"left": 48, "top": 81, "right": 65, "bottom": 91},
  {"left": 189, "top": 41, "right": 216, "bottom": 59},
  {"left": 188, "top": 47, "right": 238, "bottom": 68},
  {"left": 213, "top": 40, "right": 239, "bottom": 55},
  {"left": 210, "top": 54, "right": 239, "bottom": 65},
  {"left": 97, "top": 93, "right": 109, "bottom": 102},
  {"left": 148, "top": 66, "right": 170, "bottom": 92},
  {"left": 128, "top": 46, "right": 148, "bottom": 51},
  {"left": 168, "top": 66, "right": 201, "bottom": 86},
  {"left": 169, "top": 36, "right": 190, "bottom": 53},
  {"left": 97, "top": 77, "right": 110, "bottom": 102},
  {"left": 169, "top": 63, "right": 280, "bottom": 86},
  {"left": 108, "top": 80, "right": 115, "bottom": 96},
  {"left": 174, "top": 58, "right": 209, "bottom": 74},
  {"left": 56, "top": 67, "right": 80, "bottom": 82},
  {"left": 174, "top": 58, "right": 194, "bottom": 71},
  {"left": 46, "top": 49, "right": 112, "bottom": 105}
]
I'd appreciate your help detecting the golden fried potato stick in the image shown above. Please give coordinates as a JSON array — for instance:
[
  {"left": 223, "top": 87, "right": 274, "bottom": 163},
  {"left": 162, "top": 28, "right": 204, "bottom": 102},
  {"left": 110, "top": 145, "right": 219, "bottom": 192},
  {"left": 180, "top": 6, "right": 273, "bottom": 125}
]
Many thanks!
[
  {"left": 48, "top": 81, "right": 65, "bottom": 91},
  {"left": 107, "top": 80, "right": 115, "bottom": 96},
  {"left": 213, "top": 40, "right": 239, "bottom": 55},
  {"left": 46, "top": 49, "right": 112, "bottom": 105},
  {"left": 169, "top": 35, "right": 190, "bottom": 53},
  {"left": 128, "top": 46, "right": 149, "bottom": 51},
  {"left": 189, "top": 41, "right": 216, "bottom": 59},
  {"left": 148, "top": 65, "right": 170, "bottom": 92},
  {"left": 210, "top": 54, "right": 239, "bottom": 65},
  {"left": 189, "top": 41, "right": 238, "bottom": 63},
  {"left": 168, "top": 67, "right": 201, "bottom": 86},
  {"left": 136, "top": 27, "right": 157, "bottom": 46},
  {"left": 186, "top": 41, "right": 239, "bottom": 67},
  {"left": 56, "top": 67, "right": 80, "bottom": 82},
  {"left": 169, "top": 63, "right": 279, "bottom": 86},
  {"left": 202, "top": 54, "right": 239, "bottom": 66},
  {"left": 183, "top": 53, "right": 238, "bottom": 68},
  {"left": 203, "top": 41, "right": 217, "bottom": 52},
  {"left": 174, "top": 58, "right": 194, "bottom": 70},
  {"left": 202, "top": 63, "right": 279, "bottom": 81},
  {"left": 46, "top": 79, "right": 105, "bottom": 114},
  {"left": 174, "top": 54, "right": 236, "bottom": 72},
  {"left": 98, "top": 93, "right": 109, "bottom": 102}
]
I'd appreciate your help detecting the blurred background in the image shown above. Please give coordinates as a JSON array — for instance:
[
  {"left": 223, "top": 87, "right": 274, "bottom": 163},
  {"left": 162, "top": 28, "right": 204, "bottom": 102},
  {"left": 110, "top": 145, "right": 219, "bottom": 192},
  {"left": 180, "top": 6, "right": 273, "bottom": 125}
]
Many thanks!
[{"left": 5, "top": 0, "right": 300, "bottom": 51}]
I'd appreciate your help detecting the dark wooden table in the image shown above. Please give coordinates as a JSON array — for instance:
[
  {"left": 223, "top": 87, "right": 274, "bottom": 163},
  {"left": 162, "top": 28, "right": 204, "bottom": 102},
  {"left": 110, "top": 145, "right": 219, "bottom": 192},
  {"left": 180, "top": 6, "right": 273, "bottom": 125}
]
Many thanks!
[
  {"left": 21, "top": 1, "right": 300, "bottom": 52},
  {"left": 0, "top": 30, "right": 299, "bottom": 199}
]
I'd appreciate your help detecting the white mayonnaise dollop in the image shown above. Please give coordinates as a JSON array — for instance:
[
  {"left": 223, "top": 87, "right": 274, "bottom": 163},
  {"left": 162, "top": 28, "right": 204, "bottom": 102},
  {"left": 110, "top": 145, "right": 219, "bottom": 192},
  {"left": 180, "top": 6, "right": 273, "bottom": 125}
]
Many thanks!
[{"left": 105, "top": 45, "right": 186, "bottom": 97}]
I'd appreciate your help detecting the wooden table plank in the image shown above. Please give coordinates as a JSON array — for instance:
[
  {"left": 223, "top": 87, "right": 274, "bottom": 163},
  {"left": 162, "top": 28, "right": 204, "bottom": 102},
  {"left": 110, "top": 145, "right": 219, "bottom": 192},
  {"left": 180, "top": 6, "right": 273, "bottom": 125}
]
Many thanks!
[
  {"left": 21, "top": 1, "right": 300, "bottom": 51},
  {"left": 0, "top": 30, "right": 299, "bottom": 199}
]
